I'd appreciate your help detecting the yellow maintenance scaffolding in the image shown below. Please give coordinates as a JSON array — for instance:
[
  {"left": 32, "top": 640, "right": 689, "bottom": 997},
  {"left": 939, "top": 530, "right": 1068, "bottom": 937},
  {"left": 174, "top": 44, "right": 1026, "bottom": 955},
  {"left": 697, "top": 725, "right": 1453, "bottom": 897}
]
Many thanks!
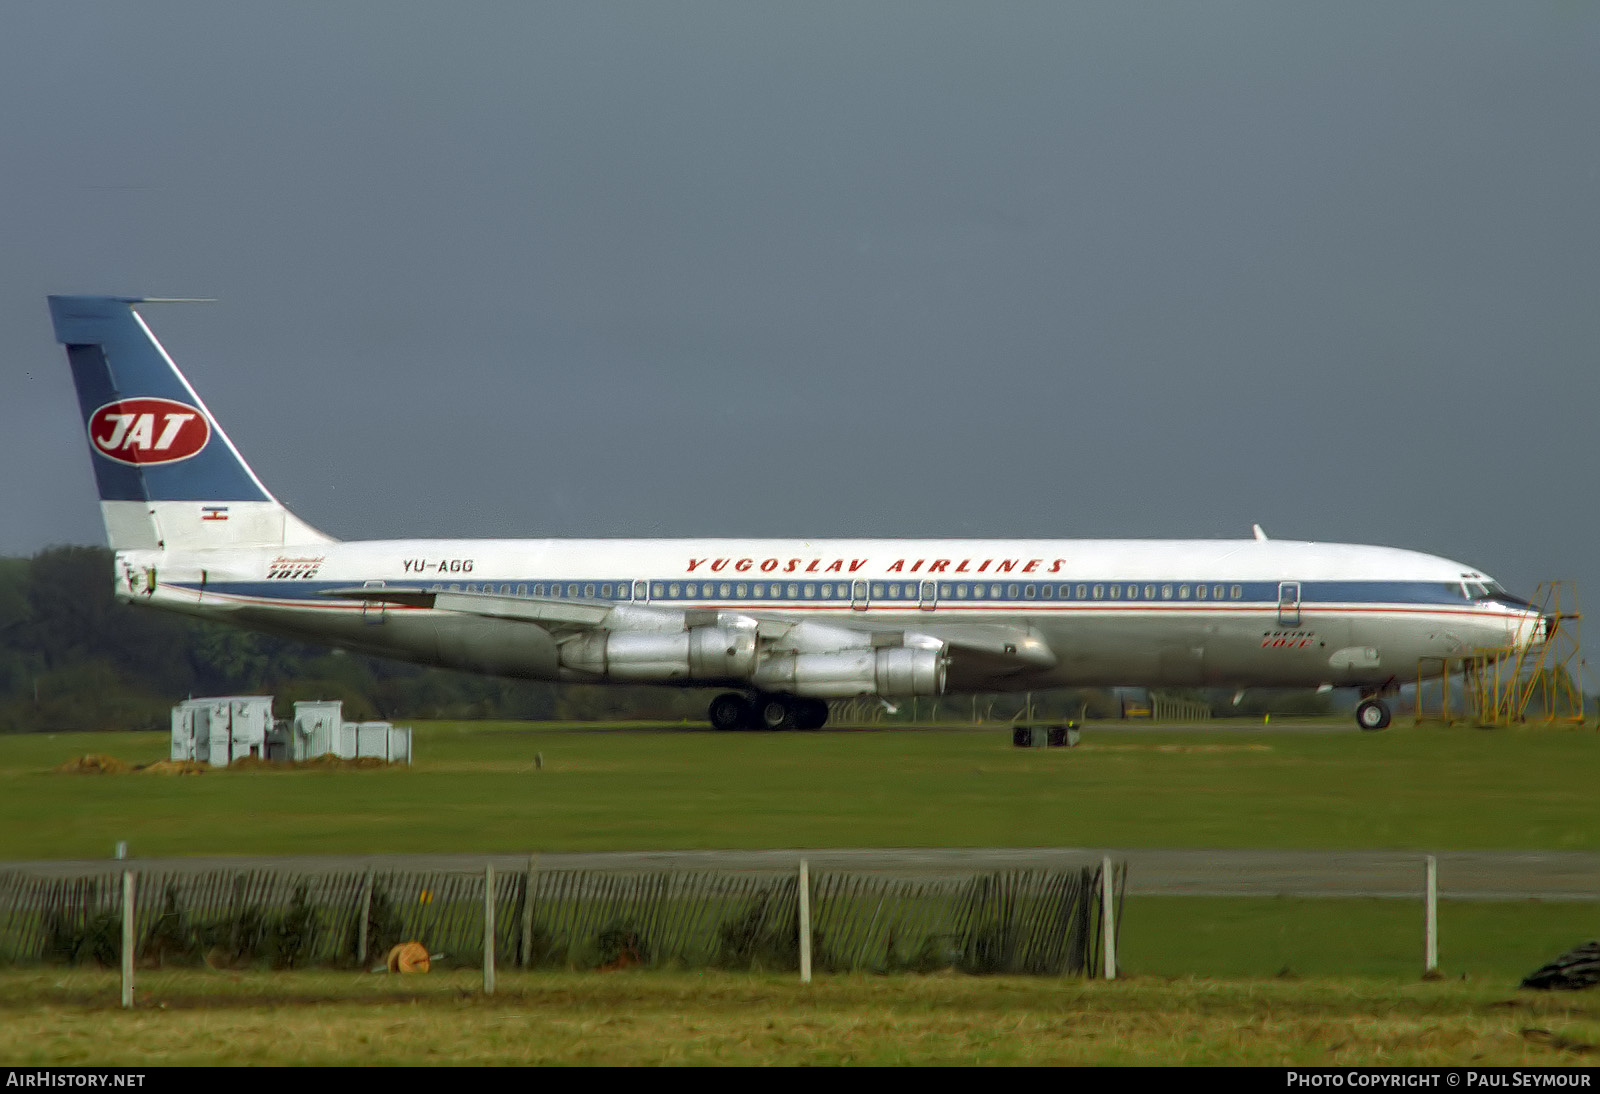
[{"left": 1414, "top": 580, "right": 1587, "bottom": 727}]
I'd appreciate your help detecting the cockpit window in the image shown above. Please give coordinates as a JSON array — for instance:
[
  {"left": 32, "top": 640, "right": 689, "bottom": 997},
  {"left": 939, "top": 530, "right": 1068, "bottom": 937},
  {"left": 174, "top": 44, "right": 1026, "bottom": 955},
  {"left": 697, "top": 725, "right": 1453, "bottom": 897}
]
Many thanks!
[{"left": 1487, "top": 581, "right": 1534, "bottom": 608}]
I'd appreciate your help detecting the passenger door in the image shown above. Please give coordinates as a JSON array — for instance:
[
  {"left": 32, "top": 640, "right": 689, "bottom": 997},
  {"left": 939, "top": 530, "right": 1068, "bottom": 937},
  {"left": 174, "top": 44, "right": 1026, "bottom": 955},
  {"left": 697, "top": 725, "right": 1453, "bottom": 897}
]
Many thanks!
[{"left": 1277, "top": 581, "right": 1301, "bottom": 627}]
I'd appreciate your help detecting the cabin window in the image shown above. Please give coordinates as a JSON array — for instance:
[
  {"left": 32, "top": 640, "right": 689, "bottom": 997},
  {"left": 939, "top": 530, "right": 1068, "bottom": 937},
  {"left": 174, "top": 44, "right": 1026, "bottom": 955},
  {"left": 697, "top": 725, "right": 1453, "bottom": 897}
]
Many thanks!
[
  {"left": 1126, "top": 585, "right": 1139, "bottom": 599},
  {"left": 1194, "top": 584, "right": 1205, "bottom": 599},
  {"left": 1092, "top": 584, "right": 1102, "bottom": 598},
  {"left": 669, "top": 583, "right": 681, "bottom": 597},
  {"left": 449, "top": 584, "right": 460, "bottom": 592},
  {"left": 804, "top": 584, "right": 816, "bottom": 598},
  {"left": 1040, "top": 584, "right": 1052, "bottom": 599},
  {"left": 583, "top": 584, "right": 595, "bottom": 597},
  {"left": 736, "top": 583, "right": 748, "bottom": 597},
  {"left": 940, "top": 583, "right": 953, "bottom": 598},
  {"left": 1108, "top": 585, "right": 1121, "bottom": 599},
  {"left": 1161, "top": 584, "right": 1172, "bottom": 599},
  {"left": 1230, "top": 585, "right": 1242, "bottom": 599},
  {"left": 718, "top": 582, "right": 730, "bottom": 597},
  {"left": 1148, "top": 585, "right": 1159, "bottom": 599}
]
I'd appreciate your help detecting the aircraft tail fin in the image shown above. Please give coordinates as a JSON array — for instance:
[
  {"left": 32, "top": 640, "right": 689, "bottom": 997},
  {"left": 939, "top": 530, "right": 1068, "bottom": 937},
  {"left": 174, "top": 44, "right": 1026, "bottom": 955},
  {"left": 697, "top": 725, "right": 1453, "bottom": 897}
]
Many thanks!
[{"left": 47, "top": 295, "right": 334, "bottom": 551}]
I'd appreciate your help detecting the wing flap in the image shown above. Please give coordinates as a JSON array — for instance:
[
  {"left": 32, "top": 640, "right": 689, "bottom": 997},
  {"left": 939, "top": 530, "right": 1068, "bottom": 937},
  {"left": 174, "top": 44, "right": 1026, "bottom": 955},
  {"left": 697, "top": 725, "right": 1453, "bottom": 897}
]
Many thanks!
[{"left": 320, "top": 586, "right": 613, "bottom": 626}]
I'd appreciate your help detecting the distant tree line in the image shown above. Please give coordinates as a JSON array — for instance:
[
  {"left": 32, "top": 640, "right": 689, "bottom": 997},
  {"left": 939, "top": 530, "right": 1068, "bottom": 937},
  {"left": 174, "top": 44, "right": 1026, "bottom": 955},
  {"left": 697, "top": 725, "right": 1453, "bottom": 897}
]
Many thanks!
[
  {"left": 0, "top": 546, "right": 1360, "bottom": 734},
  {"left": 0, "top": 546, "right": 708, "bottom": 733}
]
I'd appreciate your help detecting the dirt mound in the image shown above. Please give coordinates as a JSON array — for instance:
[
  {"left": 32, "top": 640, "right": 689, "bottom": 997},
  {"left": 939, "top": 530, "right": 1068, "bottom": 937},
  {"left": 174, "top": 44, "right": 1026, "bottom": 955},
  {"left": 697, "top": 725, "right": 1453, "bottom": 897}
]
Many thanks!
[
  {"left": 137, "top": 759, "right": 209, "bottom": 776},
  {"left": 298, "top": 754, "right": 394, "bottom": 770},
  {"left": 227, "top": 756, "right": 288, "bottom": 771},
  {"left": 54, "top": 754, "right": 129, "bottom": 774}
]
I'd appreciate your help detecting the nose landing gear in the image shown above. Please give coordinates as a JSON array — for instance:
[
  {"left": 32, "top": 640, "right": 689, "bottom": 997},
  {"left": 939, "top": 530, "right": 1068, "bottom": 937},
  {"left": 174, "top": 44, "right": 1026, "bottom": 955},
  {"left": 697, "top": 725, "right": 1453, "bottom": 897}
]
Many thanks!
[{"left": 1356, "top": 697, "right": 1392, "bottom": 731}]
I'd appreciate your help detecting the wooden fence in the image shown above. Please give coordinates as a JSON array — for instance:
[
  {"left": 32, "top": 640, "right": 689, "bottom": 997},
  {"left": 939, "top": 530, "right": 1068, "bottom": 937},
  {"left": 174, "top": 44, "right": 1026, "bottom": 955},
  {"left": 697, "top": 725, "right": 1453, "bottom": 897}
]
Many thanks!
[{"left": 0, "top": 863, "right": 1120, "bottom": 977}]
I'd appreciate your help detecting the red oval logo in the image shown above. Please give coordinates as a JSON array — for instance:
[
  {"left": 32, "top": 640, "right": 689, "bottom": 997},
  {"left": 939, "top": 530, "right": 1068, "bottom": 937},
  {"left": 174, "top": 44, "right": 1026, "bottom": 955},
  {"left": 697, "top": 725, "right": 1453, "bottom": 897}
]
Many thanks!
[{"left": 88, "top": 398, "right": 211, "bottom": 465}]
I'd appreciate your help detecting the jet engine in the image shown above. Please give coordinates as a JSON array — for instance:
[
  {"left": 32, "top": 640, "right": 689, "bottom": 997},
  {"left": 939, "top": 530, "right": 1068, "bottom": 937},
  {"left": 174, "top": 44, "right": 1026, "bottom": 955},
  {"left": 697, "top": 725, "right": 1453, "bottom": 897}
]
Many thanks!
[
  {"left": 752, "top": 646, "right": 946, "bottom": 698},
  {"left": 560, "top": 625, "right": 757, "bottom": 682}
]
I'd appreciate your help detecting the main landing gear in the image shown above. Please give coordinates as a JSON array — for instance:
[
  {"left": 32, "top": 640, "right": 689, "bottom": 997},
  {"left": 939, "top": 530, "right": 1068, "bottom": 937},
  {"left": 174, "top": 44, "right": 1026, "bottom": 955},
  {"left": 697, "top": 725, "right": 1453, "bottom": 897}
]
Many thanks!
[
  {"left": 708, "top": 692, "right": 829, "bottom": 731},
  {"left": 1355, "top": 696, "right": 1392, "bottom": 731}
]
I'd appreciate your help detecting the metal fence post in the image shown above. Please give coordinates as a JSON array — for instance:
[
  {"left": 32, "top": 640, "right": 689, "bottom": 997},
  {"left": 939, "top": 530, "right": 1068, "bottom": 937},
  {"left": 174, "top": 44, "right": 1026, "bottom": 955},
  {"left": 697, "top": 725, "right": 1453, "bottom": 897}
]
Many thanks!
[
  {"left": 121, "top": 870, "right": 135, "bottom": 1009},
  {"left": 1101, "top": 855, "right": 1117, "bottom": 981},
  {"left": 520, "top": 854, "right": 538, "bottom": 968},
  {"left": 357, "top": 870, "right": 374, "bottom": 966},
  {"left": 1424, "top": 855, "right": 1438, "bottom": 975},
  {"left": 798, "top": 858, "right": 812, "bottom": 984},
  {"left": 484, "top": 862, "right": 496, "bottom": 995}
]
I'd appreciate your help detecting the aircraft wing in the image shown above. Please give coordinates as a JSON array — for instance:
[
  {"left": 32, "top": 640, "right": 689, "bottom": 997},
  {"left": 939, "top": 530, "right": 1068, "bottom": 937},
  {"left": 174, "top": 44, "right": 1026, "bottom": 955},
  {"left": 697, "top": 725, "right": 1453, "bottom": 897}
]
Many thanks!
[
  {"left": 321, "top": 586, "right": 1055, "bottom": 682},
  {"left": 322, "top": 586, "right": 613, "bottom": 627}
]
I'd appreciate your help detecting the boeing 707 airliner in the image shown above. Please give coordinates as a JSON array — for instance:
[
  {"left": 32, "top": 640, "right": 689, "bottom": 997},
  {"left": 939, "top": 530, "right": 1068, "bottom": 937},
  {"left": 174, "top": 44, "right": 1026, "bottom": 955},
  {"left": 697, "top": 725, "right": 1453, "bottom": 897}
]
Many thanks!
[{"left": 48, "top": 296, "right": 1546, "bottom": 731}]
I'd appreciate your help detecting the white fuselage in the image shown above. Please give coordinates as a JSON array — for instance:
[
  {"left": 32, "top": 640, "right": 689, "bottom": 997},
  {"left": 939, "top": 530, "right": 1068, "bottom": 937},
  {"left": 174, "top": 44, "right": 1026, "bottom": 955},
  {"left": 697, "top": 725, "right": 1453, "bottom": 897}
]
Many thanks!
[{"left": 116, "top": 535, "right": 1543, "bottom": 694}]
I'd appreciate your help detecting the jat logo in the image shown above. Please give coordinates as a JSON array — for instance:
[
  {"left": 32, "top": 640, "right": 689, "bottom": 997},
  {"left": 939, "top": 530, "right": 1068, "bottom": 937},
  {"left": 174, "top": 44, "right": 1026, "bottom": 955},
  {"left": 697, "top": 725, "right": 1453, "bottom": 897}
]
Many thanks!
[{"left": 88, "top": 398, "right": 210, "bottom": 465}]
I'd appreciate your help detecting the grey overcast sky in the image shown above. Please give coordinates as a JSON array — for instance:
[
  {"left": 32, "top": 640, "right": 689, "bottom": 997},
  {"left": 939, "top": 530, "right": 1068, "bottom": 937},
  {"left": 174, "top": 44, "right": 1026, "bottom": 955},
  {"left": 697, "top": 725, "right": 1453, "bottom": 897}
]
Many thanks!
[{"left": 3, "top": 3, "right": 1597, "bottom": 601}]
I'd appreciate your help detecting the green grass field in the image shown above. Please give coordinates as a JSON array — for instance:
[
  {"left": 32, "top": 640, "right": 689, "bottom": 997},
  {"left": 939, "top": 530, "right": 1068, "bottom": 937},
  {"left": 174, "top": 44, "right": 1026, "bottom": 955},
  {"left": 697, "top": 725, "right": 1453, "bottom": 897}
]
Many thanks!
[
  {"left": 3, "top": 721, "right": 1596, "bottom": 1064},
  {"left": 0, "top": 969, "right": 1594, "bottom": 1066},
  {"left": 1, "top": 720, "right": 1596, "bottom": 859}
]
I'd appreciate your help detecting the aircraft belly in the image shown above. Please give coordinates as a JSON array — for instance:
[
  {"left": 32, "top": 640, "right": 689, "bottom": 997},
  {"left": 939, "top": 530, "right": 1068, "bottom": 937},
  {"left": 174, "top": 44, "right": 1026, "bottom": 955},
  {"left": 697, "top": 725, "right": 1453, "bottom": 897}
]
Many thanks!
[
  {"left": 1346, "top": 612, "right": 1481, "bottom": 686},
  {"left": 1034, "top": 614, "right": 1211, "bottom": 687},
  {"left": 1035, "top": 611, "right": 1355, "bottom": 688},
  {"left": 1206, "top": 611, "right": 1351, "bottom": 686},
  {"left": 231, "top": 605, "right": 561, "bottom": 680}
]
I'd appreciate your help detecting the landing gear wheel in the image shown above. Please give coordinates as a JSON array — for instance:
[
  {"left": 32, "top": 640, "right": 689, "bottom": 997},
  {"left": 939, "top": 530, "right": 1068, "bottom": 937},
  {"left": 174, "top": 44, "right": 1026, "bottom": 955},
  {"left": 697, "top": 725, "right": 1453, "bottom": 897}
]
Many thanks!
[
  {"left": 1356, "top": 699, "right": 1391, "bottom": 731},
  {"left": 757, "top": 695, "right": 797, "bottom": 731},
  {"left": 709, "top": 692, "right": 753, "bottom": 732},
  {"left": 794, "top": 698, "right": 829, "bottom": 731}
]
